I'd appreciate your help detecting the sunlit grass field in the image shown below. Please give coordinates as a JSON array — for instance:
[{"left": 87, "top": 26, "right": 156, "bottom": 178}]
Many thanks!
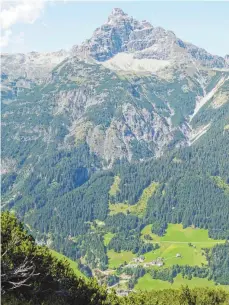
[
  {"left": 135, "top": 274, "right": 229, "bottom": 291},
  {"left": 141, "top": 224, "right": 224, "bottom": 267},
  {"left": 104, "top": 232, "right": 115, "bottom": 246},
  {"left": 107, "top": 250, "right": 135, "bottom": 269},
  {"left": 105, "top": 223, "right": 225, "bottom": 269},
  {"left": 50, "top": 249, "right": 86, "bottom": 279}
]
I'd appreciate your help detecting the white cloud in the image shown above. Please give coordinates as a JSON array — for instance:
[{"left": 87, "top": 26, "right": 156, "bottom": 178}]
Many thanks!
[
  {"left": 0, "top": 0, "right": 45, "bottom": 30},
  {"left": 0, "top": 30, "right": 12, "bottom": 48},
  {"left": 0, "top": 0, "right": 46, "bottom": 48}
]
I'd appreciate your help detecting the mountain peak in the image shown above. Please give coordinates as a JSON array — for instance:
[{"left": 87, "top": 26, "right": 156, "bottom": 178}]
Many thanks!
[
  {"left": 71, "top": 9, "right": 227, "bottom": 68},
  {"left": 110, "top": 8, "right": 127, "bottom": 16},
  {"left": 107, "top": 8, "right": 131, "bottom": 25}
]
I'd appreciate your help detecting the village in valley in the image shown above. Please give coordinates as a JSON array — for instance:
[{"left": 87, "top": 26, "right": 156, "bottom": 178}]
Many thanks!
[
  {"left": 73, "top": 223, "right": 226, "bottom": 295},
  {"left": 131, "top": 256, "right": 164, "bottom": 267},
  {"left": 124, "top": 252, "right": 182, "bottom": 269},
  {"left": 93, "top": 252, "right": 183, "bottom": 295}
]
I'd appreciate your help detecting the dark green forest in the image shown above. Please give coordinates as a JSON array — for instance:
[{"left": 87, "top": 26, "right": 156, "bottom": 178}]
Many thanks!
[
  {"left": 3, "top": 105, "right": 228, "bottom": 260},
  {"left": 2, "top": 99, "right": 229, "bottom": 283}
]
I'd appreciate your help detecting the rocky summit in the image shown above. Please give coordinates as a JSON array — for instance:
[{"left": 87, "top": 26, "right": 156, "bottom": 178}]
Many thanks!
[{"left": 72, "top": 8, "right": 227, "bottom": 69}]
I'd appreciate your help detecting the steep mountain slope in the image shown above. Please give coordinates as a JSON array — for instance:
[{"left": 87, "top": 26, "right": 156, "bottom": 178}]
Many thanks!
[
  {"left": 1, "top": 8, "right": 229, "bottom": 290},
  {"left": 2, "top": 54, "right": 228, "bottom": 169},
  {"left": 2, "top": 9, "right": 229, "bottom": 168}
]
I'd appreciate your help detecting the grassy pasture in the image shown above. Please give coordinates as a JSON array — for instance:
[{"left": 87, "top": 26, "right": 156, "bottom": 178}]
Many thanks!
[
  {"left": 107, "top": 250, "right": 135, "bottom": 269},
  {"left": 135, "top": 274, "right": 227, "bottom": 291},
  {"left": 141, "top": 224, "right": 225, "bottom": 267},
  {"left": 105, "top": 224, "right": 224, "bottom": 269}
]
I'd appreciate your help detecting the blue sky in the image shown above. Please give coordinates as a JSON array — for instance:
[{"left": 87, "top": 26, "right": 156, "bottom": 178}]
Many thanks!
[{"left": 2, "top": 1, "right": 229, "bottom": 56}]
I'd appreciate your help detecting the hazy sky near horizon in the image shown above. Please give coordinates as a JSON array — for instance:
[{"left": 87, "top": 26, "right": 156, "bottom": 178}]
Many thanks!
[{"left": 1, "top": 1, "right": 229, "bottom": 56}]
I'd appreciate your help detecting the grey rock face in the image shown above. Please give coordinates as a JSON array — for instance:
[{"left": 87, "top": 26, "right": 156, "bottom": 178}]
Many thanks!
[
  {"left": 72, "top": 8, "right": 143, "bottom": 61},
  {"left": 72, "top": 9, "right": 227, "bottom": 69},
  {"left": 1, "top": 50, "right": 69, "bottom": 81},
  {"left": 225, "top": 55, "right": 229, "bottom": 65}
]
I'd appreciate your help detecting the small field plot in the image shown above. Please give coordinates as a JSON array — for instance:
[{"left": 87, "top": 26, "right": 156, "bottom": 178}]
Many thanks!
[
  {"left": 109, "top": 176, "right": 121, "bottom": 197},
  {"left": 135, "top": 273, "right": 222, "bottom": 291},
  {"left": 135, "top": 274, "right": 171, "bottom": 291},
  {"left": 107, "top": 250, "right": 135, "bottom": 269},
  {"left": 161, "top": 224, "right": 223, "bottom": 243}
]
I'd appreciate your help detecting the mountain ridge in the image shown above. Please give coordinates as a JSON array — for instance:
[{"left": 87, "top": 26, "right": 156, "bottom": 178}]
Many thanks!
[
  {"left": 71, "top": 8, "right": 228, "bottom": 70},
  {"left": 2, "top": 8, "right": 229, "bottom": 82}
]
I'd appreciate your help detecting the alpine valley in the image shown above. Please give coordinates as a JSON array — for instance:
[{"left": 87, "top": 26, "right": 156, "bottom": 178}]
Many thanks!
[{"left": 1, "top": 8, "right": 229, "bottom": 293}]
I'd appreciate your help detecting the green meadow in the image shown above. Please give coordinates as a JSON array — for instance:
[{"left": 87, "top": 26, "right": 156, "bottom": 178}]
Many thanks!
[
  {"left": 50, "top": 249, "right": 86, "bottom": 279},
  {"left": 109, "top": 175, "right": 121, "bottom": 197},
  {"left": 107, "top": 250, "right": 135, "bottom": 269},
  {"left": 104, "top": 224, "right": 225, "bottom": 270},
  {"left": 143, "top": 244, "right": 206, "bottom": 266},
  {"left": 135, "top": 274, "right": 229, "bottom": 292},
  {"left": 109, "top": 202, "right": 130, "bottom": 216},
  {"left": 142, "top": 223, "right": 225, "bottom": 243},
  {"left": 141, "top": 224, "right": 224, "bottom": 267}
]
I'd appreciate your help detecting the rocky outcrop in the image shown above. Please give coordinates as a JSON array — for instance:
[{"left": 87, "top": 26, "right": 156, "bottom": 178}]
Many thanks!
[
  {"left": 72, "top": 8, "right": 227, "bottom": 69},
  {"left": 225, "top": 55, "right": 229, "bottom": 65},
  {"left": 1, "top": 50, "right": 69, "bottom": 81}
]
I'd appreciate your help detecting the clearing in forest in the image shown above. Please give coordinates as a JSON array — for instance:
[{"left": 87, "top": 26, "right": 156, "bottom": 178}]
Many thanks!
[
  {"left": 141, "top": 224, "right": 225, "bottom": 267},
  {"left": 109, "top": 182, "right": 159, "bottom": 217},
  {"left": 104, "top": 224, "right": 224, "bottom": 270},
  {"left": 104, "top": 232, "right": 115, "bottom": 246},
  {"left": 109, "top": 176, "right": 121, "bottom": 197}
]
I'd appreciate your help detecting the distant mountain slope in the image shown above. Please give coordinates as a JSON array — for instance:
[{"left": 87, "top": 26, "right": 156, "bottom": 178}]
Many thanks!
[
  {"left": 2, "top": 9, "right": 229, "bottom": 166},
  {"left": 1, "top": 50, "right": 68, "bottom": 80},
  {"left": 2, "top": 55, "right": 229, "bottom": 167}
]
